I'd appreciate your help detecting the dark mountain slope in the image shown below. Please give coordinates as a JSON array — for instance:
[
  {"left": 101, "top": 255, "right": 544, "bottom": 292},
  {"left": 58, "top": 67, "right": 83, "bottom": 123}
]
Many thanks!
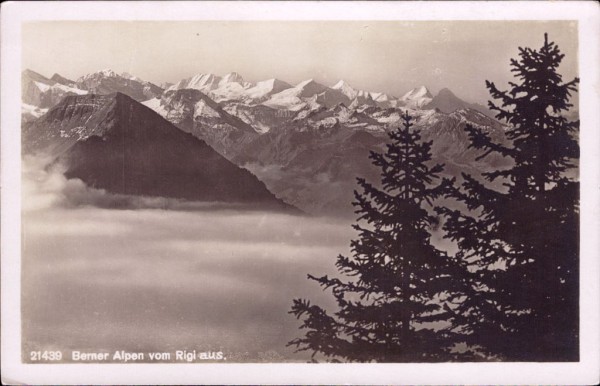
[{"left": 24, "top": 93, "right": 295, "bottom": 209}]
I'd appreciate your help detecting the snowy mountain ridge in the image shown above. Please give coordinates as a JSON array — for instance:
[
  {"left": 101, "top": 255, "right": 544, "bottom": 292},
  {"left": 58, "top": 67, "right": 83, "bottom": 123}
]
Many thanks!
[
  {"left": 165, "top": 71, "right": 444, "bottom": 111},
  {"left": 24, "top": 68, "right": 492, "bottom": 117}
]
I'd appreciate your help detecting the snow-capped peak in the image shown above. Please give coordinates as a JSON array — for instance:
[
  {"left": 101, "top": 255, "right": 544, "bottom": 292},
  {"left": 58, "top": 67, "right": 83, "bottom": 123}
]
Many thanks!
[
  {"left": 371, "top": 92, "right": 390, "bottom": 102},
  {"left": 262, "top": 79, "right": 325, "bottom": 110},
  {"left": 196, "top": 73, "right": 220, "bottom": 84},
  {"left": 400, "top": 86, "right": 433, "bottom": 109},
  {"left": 77, "top": 69, "right": 121, "bottom": 82},
  {"left": 332, "top": 80, "right": 358, "bottom": 99},
  {"left": 332, "top": 79, "right": 351, "bottom": 90},
  {"left": 220, "top": 72, "right": 245, "bottom": 85},
  {"left": 244, "top": 78, "right": 292, "bottom": 100},
  {"left": 401, "top": 85, "right": 431, "bottom": 99},
  {"left": 294, "top": 79, "right": 327, "bottom": 97},
  {"left": 169, "top": 73, "right": 222, "bottom": 92},
  {"left": 259, "top": 78, "right": 279, "bottom": 88},
  {"left": 267, "top": 78, "right": 293, "bottom": 91},
  {"left": 296, "top": 79, "right": 316, "bottom": 88}
]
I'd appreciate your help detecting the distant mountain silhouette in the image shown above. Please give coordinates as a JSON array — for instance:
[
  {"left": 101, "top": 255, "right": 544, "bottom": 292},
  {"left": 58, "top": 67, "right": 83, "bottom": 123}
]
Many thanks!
[
  {"left": 425, "top": 88, "right": 495, "bottom": 117},
  {"left": 50, "top": 73, "right": 76, "bottom": 87},
  {"left": 22, "top": 69, "right": 88, "bottom": 109},
  {"left": 75, "top": 69, "right": 164, "bottom": 102}
]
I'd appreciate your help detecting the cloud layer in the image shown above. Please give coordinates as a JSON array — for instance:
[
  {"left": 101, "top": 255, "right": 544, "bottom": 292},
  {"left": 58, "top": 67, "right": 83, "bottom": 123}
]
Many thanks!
[{"left": 22, "top": 157, "right": 354, "bottom": 361}]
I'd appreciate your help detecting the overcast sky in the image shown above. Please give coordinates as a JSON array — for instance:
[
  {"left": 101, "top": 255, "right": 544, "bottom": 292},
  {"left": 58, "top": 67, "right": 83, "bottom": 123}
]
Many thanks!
[{"left": 22, "top": 21, "right": 578, "bottom": 103}]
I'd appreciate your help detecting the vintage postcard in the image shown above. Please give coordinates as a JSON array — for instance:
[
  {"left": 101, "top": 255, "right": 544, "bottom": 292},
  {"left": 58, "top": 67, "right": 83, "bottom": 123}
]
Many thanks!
[{"left": 1, "top": 1, "right": 599, "bottom": 384}]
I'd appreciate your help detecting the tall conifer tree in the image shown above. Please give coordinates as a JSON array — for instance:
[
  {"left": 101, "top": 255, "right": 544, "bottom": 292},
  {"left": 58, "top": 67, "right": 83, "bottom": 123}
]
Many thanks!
[
  {"left": 439, "top": 34, "right": 579, "bottom": 360},
  {"left": 289, "top": 112, "right": 460, "bottom": 362}
]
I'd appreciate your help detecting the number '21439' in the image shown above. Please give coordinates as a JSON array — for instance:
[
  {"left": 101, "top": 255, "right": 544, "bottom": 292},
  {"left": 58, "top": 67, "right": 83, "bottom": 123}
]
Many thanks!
[{"left": 30, "top": 351, "right": 62, "bottom": 361}]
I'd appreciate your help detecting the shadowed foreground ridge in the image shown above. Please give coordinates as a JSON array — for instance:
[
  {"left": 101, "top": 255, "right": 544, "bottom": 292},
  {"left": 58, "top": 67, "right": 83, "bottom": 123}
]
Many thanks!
[{"left": 24, "top": 92, "right": 296, "bottom": 210}]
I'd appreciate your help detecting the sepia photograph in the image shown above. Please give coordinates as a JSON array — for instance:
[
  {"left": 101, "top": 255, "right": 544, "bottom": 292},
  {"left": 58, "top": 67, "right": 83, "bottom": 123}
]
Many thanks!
[{"left": 2, "top": 1, "right": 599, "bottom": 384}]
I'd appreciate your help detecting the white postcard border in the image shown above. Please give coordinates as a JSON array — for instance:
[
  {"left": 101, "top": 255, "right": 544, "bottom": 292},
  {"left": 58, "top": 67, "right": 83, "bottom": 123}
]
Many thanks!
[{"left": 2, "top": 1, "right": 599, "bottom": 385}]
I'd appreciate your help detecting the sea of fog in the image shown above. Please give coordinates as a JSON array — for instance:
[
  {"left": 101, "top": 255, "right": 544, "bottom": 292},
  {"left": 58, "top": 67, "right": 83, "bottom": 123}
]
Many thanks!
[{"left": 21, "top": 157, "right": 355, "bottom": 362}]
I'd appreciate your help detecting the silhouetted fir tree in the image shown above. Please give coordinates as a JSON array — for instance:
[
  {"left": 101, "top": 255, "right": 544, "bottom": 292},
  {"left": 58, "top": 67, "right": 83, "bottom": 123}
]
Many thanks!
[
  {"left": 288, "top": 112, "right": 461, "bottom": 362},
  {"left": 438, "top": 33, "right": 579, "bottom": 361}
]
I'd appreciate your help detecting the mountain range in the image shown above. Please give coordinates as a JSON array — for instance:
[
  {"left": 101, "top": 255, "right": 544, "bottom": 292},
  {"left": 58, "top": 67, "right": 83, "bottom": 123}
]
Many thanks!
[
  {"left": 22, "top": 68, "right": 511, "bottom": 215},
  {"left": 22, "top": 69, "right": 164, "bottom": 125},
  {"left": 23, "top": 92, "right": 295, "bottom": 211}
]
